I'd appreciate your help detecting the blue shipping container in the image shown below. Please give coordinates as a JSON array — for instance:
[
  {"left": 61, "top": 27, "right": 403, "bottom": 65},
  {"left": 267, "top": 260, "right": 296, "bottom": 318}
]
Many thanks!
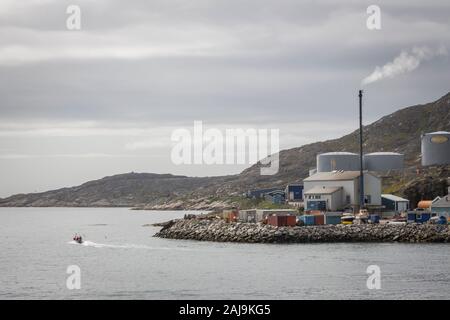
[{"left": 300, "top": 215, "right": 315, "bottom": 226}]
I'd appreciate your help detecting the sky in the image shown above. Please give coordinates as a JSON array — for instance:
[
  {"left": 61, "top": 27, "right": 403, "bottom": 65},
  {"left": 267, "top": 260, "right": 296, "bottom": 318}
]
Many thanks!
[{"left": 0, "top": 0, "right": 449, "bottom": 197}]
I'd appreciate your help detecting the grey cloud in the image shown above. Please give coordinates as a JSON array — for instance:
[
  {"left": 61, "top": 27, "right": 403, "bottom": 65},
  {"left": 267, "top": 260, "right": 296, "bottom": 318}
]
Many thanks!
[{"left": 0, "top": 0, "right": 449, "bottom": 196}]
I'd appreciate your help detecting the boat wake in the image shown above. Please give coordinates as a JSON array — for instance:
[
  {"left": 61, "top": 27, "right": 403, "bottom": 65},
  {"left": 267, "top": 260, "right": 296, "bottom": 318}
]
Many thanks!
[{"left": 67, "top": 240, "right": 193, "bottom": 251}]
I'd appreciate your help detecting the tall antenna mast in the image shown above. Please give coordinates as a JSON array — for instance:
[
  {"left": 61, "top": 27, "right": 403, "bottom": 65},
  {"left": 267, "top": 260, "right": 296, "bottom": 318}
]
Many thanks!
[{"left": 359, "top": 90, "right": 365, "bottom": 209}]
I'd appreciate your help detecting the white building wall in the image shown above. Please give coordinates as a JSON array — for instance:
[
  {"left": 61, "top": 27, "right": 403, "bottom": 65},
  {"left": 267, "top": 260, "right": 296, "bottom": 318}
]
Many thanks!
[
  {"left": 363, "top": 173, "right": 382, "bottom": 205},
  {"left": 330, "top": 189, "right": 343, "bottom": 210},
  {"left": 304, "top": 180, "right": 356, "bottom": 206},
  {"left": 397, "top": 201, "right": 409, "bottom": 212},
  {"left": 304, "top": 173, "right": 382, "bottom": 208},
  {"left": 305, "top": 191, "right": 343, "bottom": 211}
]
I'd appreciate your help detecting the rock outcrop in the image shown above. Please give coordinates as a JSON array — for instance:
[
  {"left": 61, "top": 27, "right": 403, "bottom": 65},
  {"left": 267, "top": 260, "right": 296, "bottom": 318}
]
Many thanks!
[{"left": 154, "top": 219, "right": 450, "bottom": 243}]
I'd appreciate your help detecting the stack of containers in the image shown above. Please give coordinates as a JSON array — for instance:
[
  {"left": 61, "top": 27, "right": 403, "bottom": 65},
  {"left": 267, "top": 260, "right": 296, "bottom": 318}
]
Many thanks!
[
  {"left": 267, "top": 215, "right": 297, "bottom": 227},
  {"left": 307, "top": 210, "right": 324, "bottom": 225}
]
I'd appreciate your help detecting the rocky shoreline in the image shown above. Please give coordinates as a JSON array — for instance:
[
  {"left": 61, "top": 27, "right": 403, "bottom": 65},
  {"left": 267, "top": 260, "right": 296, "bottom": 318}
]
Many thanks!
[{"left": 154, "top": 219, "right": 450, "bottom": 243}]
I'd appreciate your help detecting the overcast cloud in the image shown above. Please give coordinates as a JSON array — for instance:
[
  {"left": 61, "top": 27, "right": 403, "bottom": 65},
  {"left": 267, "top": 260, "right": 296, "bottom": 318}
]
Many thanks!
[{"left": 0, "top": 0, "right": 449, "bottom": 197}]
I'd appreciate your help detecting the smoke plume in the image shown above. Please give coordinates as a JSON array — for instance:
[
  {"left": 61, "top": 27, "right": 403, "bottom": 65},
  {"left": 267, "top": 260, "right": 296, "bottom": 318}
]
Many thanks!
[{"left": 362, "top": 46, "right": 447, "bottom": 86}]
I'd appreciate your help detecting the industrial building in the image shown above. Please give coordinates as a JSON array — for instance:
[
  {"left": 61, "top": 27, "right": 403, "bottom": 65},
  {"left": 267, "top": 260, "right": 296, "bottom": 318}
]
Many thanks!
[
  {"left": 421, "top": 131, "right": 450, "bottom": 166},
  {"left": 246, "top": 188, "right": 280, "bottom": 199},
  {"left": 304, "top": 186, "right": 343, "bottom": 211},
  {"left": 285, "top": 183, "right": 304, "bottom": 201},
  {"left": 431, "top": 187, "right": 450, "bottom": 217},
  {"left": 303, "top": 171, "right": 381, "bottom": 211},
  {"left": 264, "top": 190, "right": 286, "bottom": 204},
  {"left": 381, "top": 194, "right": 410, "bottom": 213},
  {"left": 364, "top": 152, "right": 404, "bottom": 171}
]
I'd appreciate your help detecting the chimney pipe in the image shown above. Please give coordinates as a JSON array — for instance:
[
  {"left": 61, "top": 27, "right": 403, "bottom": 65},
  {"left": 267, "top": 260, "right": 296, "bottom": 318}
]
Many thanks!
[{"left": 359, "top": 90, "right": 365, "bottom": 209}]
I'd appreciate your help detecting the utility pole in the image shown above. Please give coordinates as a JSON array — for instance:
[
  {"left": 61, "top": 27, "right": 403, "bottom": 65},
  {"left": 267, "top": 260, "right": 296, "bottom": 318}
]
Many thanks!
[{"left": 359, "top": 90, "right": 365, "bottom": 209}]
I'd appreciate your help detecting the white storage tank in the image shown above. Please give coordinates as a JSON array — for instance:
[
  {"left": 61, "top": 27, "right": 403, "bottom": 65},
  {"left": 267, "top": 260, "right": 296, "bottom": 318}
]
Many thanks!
[
  {"left": 421, "top": 131, "right": 450, "bottom": 166},
  {"left": 363, "top": 152, "right": 404, "bottom": 171},
  {"left": 316, "top": 152, "right": 360, "bottom": 172}
]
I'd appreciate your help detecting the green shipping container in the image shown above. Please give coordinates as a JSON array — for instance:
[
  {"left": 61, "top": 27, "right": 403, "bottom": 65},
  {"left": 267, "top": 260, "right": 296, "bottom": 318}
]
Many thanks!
[{"left": 325, "top": 215, "right": 342, "bottom": 225}]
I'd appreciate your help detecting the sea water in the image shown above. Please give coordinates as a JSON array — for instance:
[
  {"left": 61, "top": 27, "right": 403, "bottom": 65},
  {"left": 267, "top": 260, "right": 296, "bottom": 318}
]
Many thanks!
[{"left": 0, "top": 207, "right": 449, "bottom": 299}]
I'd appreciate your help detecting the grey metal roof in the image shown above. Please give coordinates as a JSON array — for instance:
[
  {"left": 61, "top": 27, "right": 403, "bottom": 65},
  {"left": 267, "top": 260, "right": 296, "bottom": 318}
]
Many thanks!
[
  {"left": 432, "top": 195, "right": 450, "bottom": 208},
  {"left": 286, "top": 182, "right": 304, "bottom": 186},
  {"left": 304, "top": 170, "right": 360, "bottom": 181},
  {"left": 424, "top": 131, "right": 450, "bottom": 135},
  {"left": 304, "top": 186, "right": 343, "bottom": 194},
  {"left": 381, "top": 194, "right": 409, "bottom": 202}
]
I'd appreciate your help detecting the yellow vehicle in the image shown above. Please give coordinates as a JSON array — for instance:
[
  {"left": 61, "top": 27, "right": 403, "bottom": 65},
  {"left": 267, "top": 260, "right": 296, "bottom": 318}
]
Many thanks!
[{"left": 341, "top": 213, "right": 355, "bottom": 225}]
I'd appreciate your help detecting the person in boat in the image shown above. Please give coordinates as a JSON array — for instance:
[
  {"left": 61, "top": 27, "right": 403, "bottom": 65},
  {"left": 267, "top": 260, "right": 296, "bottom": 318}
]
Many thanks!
[{"left": 73, "top": 234, "right": 82, "bottom": 243}]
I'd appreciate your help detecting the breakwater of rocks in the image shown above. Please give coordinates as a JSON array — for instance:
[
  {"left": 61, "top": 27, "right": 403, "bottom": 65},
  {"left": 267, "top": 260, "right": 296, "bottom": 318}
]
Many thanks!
[{"left": 154, "top": 219, "right": 450, "bottom": 243}]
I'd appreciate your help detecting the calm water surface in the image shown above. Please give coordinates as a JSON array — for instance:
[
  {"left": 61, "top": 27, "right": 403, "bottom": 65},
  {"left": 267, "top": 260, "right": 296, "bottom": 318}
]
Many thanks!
[{"left": 0, "top": 208, "right": 449, "bottom": 299}]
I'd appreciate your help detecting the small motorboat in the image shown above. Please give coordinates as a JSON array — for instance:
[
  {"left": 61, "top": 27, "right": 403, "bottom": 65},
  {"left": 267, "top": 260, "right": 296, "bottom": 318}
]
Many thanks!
[
  {"left": 73, "top": 234, "right": 83, "bottom": 244},
  {"left": 341, "top": 213, "right": 355, "bottom": 225}
]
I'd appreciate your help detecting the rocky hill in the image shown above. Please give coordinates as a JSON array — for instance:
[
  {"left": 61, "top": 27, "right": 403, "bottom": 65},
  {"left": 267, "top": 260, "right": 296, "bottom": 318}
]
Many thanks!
[
  {"left": 0, "top": 173, "right": 233, "bottom": 207},
  {"left": 1, "top": 92, "right": 449, "bottom": 208}
]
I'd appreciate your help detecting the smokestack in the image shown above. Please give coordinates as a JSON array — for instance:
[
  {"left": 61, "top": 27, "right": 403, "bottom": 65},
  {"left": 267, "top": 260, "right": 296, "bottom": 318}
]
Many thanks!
[{"left": 359, "top": 90, "right": 365, "bottom": 209}]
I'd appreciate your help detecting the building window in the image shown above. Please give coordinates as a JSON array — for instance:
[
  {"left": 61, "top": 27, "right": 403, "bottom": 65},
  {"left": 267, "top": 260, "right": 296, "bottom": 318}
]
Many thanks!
[
  {"left": 346, "top": 195, "right": 351, "bottom": 204},
  {"left": 365, "top": 195, "right": 371, "bottom": 204},
  {"left": 417, "top": 214, "right": 422, "bottom": 219}
]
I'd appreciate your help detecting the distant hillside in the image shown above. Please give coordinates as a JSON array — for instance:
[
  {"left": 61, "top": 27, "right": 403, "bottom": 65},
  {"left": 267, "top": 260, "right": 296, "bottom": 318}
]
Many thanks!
[
  {"left": 1, "top": 92, "right": 449, "bottom": 208},
  {"left": 0, "top": 173, "right": 232, "bottom": 207}
]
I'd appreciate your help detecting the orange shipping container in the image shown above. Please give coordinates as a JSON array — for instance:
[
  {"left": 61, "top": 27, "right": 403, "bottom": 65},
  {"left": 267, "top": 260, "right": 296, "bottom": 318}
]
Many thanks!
[
  {"left": 286, "top": 215, "right": 297, "bottom": 226},
  {"left": 268, "top": 215, "right": 296, "bottom": 227},
  {"left": 314, "top": 214, "right": 325, "bottom": 225},
  {"left": 267, "top": 215, "right": 279, "bottom": 226}
]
